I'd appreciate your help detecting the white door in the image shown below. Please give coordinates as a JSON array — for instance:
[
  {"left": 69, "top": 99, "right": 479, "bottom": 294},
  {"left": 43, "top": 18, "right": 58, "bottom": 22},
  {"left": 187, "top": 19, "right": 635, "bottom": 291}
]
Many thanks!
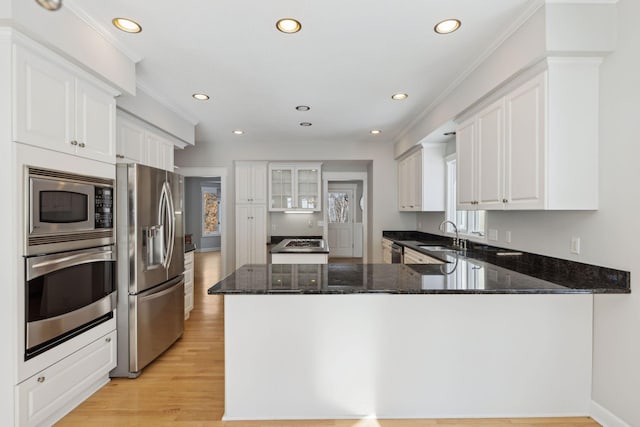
[{"left": 327, "top": 184, "right": 355, "bottom": 258}]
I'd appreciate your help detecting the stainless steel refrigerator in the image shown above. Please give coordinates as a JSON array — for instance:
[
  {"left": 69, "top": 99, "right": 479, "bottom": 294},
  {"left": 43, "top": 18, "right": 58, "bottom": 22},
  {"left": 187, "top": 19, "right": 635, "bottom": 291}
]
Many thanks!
[{"left": 111, "top": 163, "right": 185, "bottom": 378}]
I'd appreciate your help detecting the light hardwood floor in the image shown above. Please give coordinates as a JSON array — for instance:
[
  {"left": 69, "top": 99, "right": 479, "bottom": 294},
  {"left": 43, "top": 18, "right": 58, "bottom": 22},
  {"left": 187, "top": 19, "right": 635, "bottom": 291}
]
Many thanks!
[{"left": 58, "top": 251, "right": 601, "bottom": 427}]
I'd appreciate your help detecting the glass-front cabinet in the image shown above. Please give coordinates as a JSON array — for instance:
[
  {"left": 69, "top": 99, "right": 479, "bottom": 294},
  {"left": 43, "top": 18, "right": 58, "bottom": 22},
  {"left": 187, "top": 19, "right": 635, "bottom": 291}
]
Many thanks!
[{"left": 269, "top": 163, "right": 322, "bottom": 211}]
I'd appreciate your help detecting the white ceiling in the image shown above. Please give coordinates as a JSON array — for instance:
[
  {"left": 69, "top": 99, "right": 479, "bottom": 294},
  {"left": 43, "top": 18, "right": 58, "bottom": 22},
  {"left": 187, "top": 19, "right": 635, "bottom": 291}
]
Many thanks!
[{"left": 69, "top": 0, "right": 536, "bottom": 146}]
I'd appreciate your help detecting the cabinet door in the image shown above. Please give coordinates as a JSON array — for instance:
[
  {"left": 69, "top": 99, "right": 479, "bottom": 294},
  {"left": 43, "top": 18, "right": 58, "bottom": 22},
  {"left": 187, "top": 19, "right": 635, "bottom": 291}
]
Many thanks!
[
  {"left": 269, "top": 167, "right": 294, "bottom": 210},
  {"left": 505, "top": 73, "right": 546, "bottom": 210},
  {"left": 476, "top": 99, "right": 504, "bottom": 209},
  {"left": 75, "top": 80, "right": 116, "bottom": 163},
  {"left": 410, "top": 151, "right": 422, "bottom": 211},
  {"left": 117, "top": 116, "right": 146, "bottom": 163},
  {"left": 456, "top": 118, "right": 477, "bottom": 209},
  {"left": 250, "top": 205, "right": 267, "bottom": 263},
  {"left": 250, "top": 163, "right": 268, "bottom": 204},
  {"left": 295, "top": 166, "right": 321, "bottom": 210},
  {"left": 397, "top": 158, "right": 407, "bottom": 210},
  {"left": 145, "top": 131, "right": 172, "bottom": 170},
  {"left": 14, "top": 46, "right": 75, "bottom": 154},
  {"left": 235, "top": 205, "right": 252, "bottom": 268}
]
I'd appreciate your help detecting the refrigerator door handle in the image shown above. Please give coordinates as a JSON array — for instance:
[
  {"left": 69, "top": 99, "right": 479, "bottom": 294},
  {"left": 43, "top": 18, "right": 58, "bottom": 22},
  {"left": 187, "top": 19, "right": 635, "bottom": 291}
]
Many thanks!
[
  {"left": 158, "top": 182, "right": 171, "bottom": 269},
  {"left": 164, "top": 182, "right": 176, "bottom": 270}
]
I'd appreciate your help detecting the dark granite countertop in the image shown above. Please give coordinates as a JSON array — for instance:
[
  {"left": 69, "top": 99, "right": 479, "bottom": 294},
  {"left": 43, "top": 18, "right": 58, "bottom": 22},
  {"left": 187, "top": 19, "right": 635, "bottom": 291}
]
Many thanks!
[
  {"left": 270, "top": 238, "right": 330, "bottom": 254},
  {"left": 185, "top": 243, "right": 196, "bottom": 253},
  {"left": 209, "top": 231, "right": 630, "bottom": 295}
]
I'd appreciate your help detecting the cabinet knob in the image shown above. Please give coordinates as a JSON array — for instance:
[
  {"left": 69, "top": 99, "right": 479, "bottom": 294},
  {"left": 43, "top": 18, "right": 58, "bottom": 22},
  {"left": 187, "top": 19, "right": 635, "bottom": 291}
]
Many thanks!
[
  {"left": 70, "top": 140, "right": 78, "bottom": 146},
  {"left": 116, "top": 154, "right": 125, "bottom": 159},
  {"left": 37, "top": 376, "right": 45, "bottom": 383},
  {"left": 502, "top": 198, "right": 508, "bottom": 203},
  {"left": 105, "top": 337, "right": 111, "bottom": 343},
  {"left": 78, "top": 142, "right": 86, "bottom": 148}
]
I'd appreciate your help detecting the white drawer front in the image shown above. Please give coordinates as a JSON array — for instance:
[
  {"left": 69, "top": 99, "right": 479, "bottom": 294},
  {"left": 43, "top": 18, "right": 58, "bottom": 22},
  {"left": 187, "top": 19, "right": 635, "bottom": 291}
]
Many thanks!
[{"left": 17, "top": 330, "right": 116, "bottom": 427}]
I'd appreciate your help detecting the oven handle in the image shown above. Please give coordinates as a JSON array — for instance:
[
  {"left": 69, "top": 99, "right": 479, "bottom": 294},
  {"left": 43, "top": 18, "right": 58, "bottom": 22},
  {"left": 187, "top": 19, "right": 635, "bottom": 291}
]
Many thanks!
[{"left": 27, "top": 246, "right": 115, "bottom": 281}]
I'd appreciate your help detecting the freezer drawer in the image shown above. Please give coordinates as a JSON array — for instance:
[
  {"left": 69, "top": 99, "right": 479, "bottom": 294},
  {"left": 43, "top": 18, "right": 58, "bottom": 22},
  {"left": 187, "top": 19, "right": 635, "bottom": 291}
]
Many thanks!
[{"left": 130, "top": 276, "right": 184, "bottom": 374}]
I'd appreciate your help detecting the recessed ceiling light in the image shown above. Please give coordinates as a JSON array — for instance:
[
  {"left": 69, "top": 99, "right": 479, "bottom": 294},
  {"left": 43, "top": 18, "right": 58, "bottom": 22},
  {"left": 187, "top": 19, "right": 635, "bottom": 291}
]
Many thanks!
[
  {"left": 434, "top": 19, "right": 461, "bottom": 34},
  {"left": 35, "top": 0, "right": 62, "bottom": 11},
  {"left": 370, "top": 130, "right": 382, "bottom": 135},
  {"left": 296, "top": 105, "right": 311, "bottom": 111},
  {"left": 232, "top": 130, "right": 244, "bottom": 135},
  {"left": 300, "top": 122, "right": 312, "bottom": 127},
  {"left": 192, "top": 93, "right": 210, "bottom": 101},
  {"left": 391, "top": 93, "right": 408, "bottom": 100},
  {"left": 112, "top": 18, "right": 142, "bottom": 33},
  {"left": 276, "top": 18, "right": 302, "bottom": 34}
]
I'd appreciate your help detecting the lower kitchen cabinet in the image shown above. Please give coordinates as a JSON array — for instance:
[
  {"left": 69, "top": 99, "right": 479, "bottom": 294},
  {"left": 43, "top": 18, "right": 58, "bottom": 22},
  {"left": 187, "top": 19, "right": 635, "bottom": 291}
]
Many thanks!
[
  {"left": 16, "top": 330, "right": 116, "bottom": 427},
  {"left": 235, "top": 204, "right": 267, "bottom": 268},
  {"left": 184, "top": 251, "right": 195, "bottom": 319},
  {"left": 382, "top": 238, "right": 393, "bottom": 264}
]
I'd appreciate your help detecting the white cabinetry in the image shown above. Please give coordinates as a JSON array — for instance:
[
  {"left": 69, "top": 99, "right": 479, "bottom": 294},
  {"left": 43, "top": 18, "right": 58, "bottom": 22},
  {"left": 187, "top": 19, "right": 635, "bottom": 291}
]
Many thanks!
[
  {"left": 382, "top": 238, "right": 393, "bottom": 264},
  {"left": 236, "top": 162, "right": 268, "bottom": 268},
  {"left": 116, "top": 110, "right": 176, "bottom": 171},
  {"left": 236, "top": 204, "right": 267, "bottom": 268},
  {"left": 397, "top": 144, "right": 446, "bottom": 212},
  {"left": 236, "top": 161, "right": 268, "bottom": 204},
  {"left": 268, "top": 163, "right": 322, "bottom": 211},
  {"left": 16, "top": 330, "right": 116, "bottom": 427},
  {"left": 403, "top": 247, "right": 444, "bottom": 265},
  {"left": 184, "top": 251, "right": 194, "bottom": 319},
  {"left": 13, "top": 43, "right": 116, "bottom": 163},
  {"left": 456, "top": 59, "right": 600, "bottom": 210}
]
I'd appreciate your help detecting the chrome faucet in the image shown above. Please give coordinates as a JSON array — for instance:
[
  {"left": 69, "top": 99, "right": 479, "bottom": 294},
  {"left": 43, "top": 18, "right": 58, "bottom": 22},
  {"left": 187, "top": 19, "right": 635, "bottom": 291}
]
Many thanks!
[{"left": 439, "top": 220, "right": 460, "bottom": 248}]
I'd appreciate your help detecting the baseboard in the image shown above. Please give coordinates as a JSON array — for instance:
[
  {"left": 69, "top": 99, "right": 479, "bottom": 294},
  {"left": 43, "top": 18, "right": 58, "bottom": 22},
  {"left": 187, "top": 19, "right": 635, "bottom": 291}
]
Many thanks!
[
  {"left": 196, "top": 247, "right": 220, "bottom": 253},
  {"left": 591, "top": 400, "right": 631, "bottom": 427}
]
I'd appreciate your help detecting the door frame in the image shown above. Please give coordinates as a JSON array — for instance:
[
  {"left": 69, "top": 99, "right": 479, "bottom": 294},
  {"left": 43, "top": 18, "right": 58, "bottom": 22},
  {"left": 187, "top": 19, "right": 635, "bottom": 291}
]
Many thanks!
[
  {"left": 179, "top": 167, "right": 228, "bottom": 277},
  {"left": 322, "top": 172, "right": 368, "bottom": 262}
]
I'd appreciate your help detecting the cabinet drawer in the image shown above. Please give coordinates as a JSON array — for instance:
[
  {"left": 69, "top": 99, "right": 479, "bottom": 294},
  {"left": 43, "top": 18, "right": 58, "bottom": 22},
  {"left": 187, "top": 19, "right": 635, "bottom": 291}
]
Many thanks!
[
  {"left": 184, "top": 251, "right": 194, "bottom": 267},
  {"left": 16, "top": 330, "right": 116, "bottom": 427},
  {"left": 184, "top": 267, "right": 194, "bottom": 287}
]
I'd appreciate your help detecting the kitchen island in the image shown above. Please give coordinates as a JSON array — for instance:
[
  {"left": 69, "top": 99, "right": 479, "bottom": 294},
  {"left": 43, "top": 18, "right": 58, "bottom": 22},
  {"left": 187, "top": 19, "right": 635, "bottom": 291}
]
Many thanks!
[{"left": 209, "top": 246, "right": 629, "bottom": 421}]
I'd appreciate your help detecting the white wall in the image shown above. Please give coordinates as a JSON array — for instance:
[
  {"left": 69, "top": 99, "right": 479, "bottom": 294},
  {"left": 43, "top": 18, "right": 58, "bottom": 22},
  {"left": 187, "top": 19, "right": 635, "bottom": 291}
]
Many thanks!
[
  {"left": 175, "top": 137, "right": 415, "bottom": 274},
  {"left": 417, "top": 1, "right": 640, "bottom": 424},
  {"left": 270, "top": 212, "right": 324, "bottom": 238}
]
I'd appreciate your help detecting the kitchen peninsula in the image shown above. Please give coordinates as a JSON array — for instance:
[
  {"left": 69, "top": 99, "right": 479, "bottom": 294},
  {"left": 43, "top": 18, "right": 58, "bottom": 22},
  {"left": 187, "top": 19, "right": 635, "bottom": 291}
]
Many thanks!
[{"left": 209, "top": 237, "right": 629, "bottom": 421}]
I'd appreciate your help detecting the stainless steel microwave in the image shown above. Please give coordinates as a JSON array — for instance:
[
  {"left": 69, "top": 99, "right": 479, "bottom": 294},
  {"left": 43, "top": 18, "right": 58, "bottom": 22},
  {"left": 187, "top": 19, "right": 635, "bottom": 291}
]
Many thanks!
[{"left": 26, "top": 167, "right": 115, "bottom": 255}]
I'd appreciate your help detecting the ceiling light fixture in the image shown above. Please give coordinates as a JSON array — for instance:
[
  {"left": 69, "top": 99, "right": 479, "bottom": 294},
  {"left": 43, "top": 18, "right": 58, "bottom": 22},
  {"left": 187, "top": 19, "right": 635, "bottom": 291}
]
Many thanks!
[
  {"left": 192, "top": 93, "right": 210, "bottom": 101},
  {"left": 296, "top": 105, "right": 311, "bottom": 111},
  {"left": 112, "top": 18, "right": 142, "bottom": 33},
  {"left": 276, "top": 18, "right": 302, "bottom": 34},
  {"left": 391, "top": 93, "right": 408, "bottom": 100},
  {"left": 35, "top": 0, "right": 62, "bottom": 11},
  {"left": 370, "top": 130, "right": 382, "bottom": 135},
  {"left": 300, "top": 122, "right": 312, "bottom": 127},
  {"left": 434, "top": 19, "right": 461, "bottom": 34},
  {"left": 232, "top": 130, "right": 244, "bottom": 135}
]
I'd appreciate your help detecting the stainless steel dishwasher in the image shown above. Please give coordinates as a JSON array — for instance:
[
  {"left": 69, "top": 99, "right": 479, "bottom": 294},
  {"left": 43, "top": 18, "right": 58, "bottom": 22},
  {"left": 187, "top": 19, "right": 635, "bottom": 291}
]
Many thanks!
[{"left": 391, "top": 243, "right": 403, "bottom": 263}]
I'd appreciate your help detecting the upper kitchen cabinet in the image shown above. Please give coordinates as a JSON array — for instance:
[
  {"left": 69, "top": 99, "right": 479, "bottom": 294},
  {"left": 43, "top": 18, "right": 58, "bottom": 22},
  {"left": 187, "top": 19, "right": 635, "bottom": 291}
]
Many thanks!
[
  {"left": 456, "top": 59, "right": 600, "bottom": 210},
  {"left": 398, "top": 143, "right": 446, "bottom": 212},
  {"left": 13, "top": 43, "right": 116, "bottom": 164},
  {"left": 236, "top": 161, "right": 268, "bottom": 204},
  {"left": 116, "top": 110, "right": 177, "bottom": 172},
  {"left": 268, "top": 163, "right": 321, "bottom": 211}
]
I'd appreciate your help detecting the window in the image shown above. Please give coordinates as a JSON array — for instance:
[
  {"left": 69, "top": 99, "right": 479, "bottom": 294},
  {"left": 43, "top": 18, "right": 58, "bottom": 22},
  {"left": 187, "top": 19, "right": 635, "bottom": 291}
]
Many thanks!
[
  {"left": 202, "top": 186, "right": 221, "bottom": 237},
  {"left": 445, "top": 155, "right": 485, "bottom": 237}
]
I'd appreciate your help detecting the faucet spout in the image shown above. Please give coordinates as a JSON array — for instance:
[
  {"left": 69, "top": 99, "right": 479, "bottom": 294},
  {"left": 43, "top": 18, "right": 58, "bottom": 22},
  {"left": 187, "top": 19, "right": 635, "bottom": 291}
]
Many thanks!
[{"left": 439, "top": 220, "right": 460, "bottom": 248}]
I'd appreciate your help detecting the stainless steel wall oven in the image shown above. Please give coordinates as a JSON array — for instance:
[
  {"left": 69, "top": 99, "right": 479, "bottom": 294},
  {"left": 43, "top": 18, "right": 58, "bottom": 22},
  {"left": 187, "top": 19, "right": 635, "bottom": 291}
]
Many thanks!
[{"left": 23, "top": 167, "right": 117, "bottom": 360}]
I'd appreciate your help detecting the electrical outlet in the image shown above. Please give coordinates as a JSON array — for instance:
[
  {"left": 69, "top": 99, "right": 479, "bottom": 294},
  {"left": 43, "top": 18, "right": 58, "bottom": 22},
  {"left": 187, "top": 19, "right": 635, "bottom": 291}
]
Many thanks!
[
  {"left": 317, "top": 220, "right": 324, "bottom": 227},
  {"left": 505, "top": 231, "right": 512, "bottom": 243},
  {"left": 307, "top": 220, "right": 313, "bottom": 228},
  {"left": 570, "top": 237, "right": 581, "bottom": 254},
  {"left": 417, "top": 220, "right": 422, "bottom": 229},
  {"left": 489, "top": 229, "right": 498, "bottom": 241},
  {"left": 271, "top": 224, "right": 277, "bottom": 232}
]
